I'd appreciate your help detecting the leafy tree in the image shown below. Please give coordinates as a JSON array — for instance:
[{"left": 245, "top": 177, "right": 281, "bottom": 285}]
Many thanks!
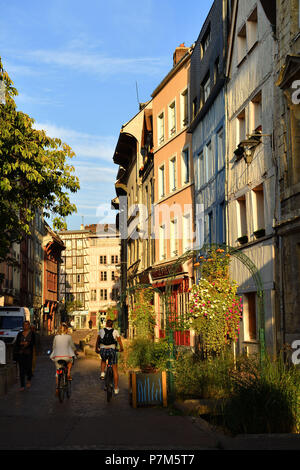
[{"left": 0, "top": 58, "right": 80, "bottom": 263}]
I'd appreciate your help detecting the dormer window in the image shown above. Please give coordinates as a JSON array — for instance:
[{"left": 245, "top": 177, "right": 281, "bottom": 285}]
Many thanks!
[
  {"left": 201, "top": 25, "right": 211, "bottom": 58},
  {"left": 247, "top": 6, "right": 258, "bottom": 51}
]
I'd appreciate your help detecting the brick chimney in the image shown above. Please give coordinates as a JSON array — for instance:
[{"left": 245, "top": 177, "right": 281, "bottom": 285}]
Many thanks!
[{"left": 173, "top": 43, "right": 189, "bottom": 66}]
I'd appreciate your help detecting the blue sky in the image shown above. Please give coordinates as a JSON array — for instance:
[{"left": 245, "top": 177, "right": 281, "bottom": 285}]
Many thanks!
[{"left": 0, "top": 0, "right": 213, "bottom": 230}]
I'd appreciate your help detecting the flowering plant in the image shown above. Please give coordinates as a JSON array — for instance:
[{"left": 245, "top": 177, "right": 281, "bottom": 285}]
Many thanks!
[{"left": 189, "top": 249, "right": 243, "bottom": 355}]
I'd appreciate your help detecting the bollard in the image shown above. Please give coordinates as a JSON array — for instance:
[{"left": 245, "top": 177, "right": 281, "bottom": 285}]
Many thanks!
[{"left": 0, "top": 340, "right": 6, "bottom": 365}]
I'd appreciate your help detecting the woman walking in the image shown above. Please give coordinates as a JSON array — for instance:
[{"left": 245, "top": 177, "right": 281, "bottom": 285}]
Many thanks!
[{"left": 13, "top": 320, "right": 35, "bottom": 391}]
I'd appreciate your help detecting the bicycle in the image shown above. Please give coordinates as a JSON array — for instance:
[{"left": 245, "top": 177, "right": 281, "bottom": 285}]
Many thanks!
[
  {"left": 56, "top": 360, "right": 72, "bottom": 403},
  {"left": 104, "top": 360, "right": 114, "bottom": 402},
  {"left": 102, "top": 349, "right": 120, "bottom": 402}
]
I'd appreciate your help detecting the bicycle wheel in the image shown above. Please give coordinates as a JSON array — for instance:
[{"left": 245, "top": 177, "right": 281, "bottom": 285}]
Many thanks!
[
  {"left": 66, "top": 376, "right": 72, "bottom": 399},
  {"left": 106, "top": 367, "right": 113, "bottom": 402},
  {"left": 57, "top": 374, "right": 65, "bottom": 403}
]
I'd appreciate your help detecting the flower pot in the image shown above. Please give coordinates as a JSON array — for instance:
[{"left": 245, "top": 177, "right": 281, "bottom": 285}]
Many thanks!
[
  {"left": 253, "top": 228, "right": 265, "bottom": 239},
  {"left": 237, "top": 235, "right": 248, "bottom": 245}
]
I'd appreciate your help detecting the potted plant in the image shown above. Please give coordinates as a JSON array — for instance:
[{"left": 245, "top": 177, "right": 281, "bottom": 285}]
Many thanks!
[
  {"left": 237, "top": 235, "right": 248, "bottom": 245},
  {"left": 253, "top": 228, "right": 265, "bottom": 239}
]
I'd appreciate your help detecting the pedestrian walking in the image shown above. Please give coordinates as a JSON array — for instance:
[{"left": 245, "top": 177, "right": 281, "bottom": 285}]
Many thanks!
[{"left": 13, "top": 320, "right": 35, "bottom": 391}]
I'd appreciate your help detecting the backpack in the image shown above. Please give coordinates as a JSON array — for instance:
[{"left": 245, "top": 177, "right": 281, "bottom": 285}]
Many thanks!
[{"left": 100, "top": 328, "right": 116, "bottom": 346}]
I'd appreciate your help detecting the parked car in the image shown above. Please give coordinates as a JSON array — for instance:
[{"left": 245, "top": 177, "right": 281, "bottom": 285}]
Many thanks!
[{"left": 0, "top": 306, "right": 31, "bottom": 344}]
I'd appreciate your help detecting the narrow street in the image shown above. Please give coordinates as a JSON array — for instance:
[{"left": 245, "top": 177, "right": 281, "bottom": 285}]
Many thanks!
[{"left": 0, "top": 335, "right": 219, "bottom": 451}]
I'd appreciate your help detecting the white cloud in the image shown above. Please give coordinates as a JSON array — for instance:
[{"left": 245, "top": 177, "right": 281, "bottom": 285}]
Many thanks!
[
  {"left": 75, "top": 164, "right": 116, "bottom": 183},
  {"left": 33, "top": 122, "right": 117, "bottom": 162},
  {"left": 15, "top": 92, "right": 61, "bottom": 106},
  {"left": 12, "top": 44, "right": 169, "bottom": 79}
]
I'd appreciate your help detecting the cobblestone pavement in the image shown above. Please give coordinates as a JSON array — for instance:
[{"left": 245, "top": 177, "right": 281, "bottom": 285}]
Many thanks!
[{"left": 0, "top": 335, "right": 220, "bottom": 451}]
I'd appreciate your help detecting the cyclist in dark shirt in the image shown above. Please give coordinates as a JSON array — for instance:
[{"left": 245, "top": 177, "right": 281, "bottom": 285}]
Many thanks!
[{"left": 95, "top": 319, "right": 123, "bottom": 394}]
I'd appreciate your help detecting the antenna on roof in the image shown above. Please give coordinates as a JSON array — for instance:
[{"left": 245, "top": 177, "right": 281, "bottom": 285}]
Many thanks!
[{"left": 136, "top": 81, "right": 140, "bottom": 108}]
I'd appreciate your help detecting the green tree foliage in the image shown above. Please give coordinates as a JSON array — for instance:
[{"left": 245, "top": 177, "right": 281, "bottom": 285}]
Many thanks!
[
  {"left": 129, "top": 286, "right": 156, "bottom": 339},
  {"left": 0, "top": 58, "right": 80, "bottom": 262}
]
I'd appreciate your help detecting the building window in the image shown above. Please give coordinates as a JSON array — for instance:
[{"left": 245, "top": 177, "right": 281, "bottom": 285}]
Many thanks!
[
  {"left": 157, "top": 112, "right": 165, "bottom": 145},
  {"left": 100, "top": 289, "right": 107, "bottom": 301},
  {"left": 77, "top": 292, "right": 84, "bottom": 306},
  {"left": 218, "top": 201, "right": 226, "bottom": 244},
  {"left": 201, "top": 25, "right": 211, "bottom": 57},
  {"left": 170, "top": 219, "right": 179, "bottom": 257},
  {"left": 237, "top": 195, "right": 247, "bottom": 242},
  {"left": 244, "top": 292, "right": 257, "bottom": 340},
  {"left": 214, "top": 57, "right": 219, "bottom": 84},
  {"left": 100, "top": 255, "right": 107, "bottom": 264},
  {"left": 159, "top": 224, "right": 166, "bottom": 260},
  {"left": 192, "top": 97, "right": 198, "bottom": 119},
  {"left": 205, "top": 141, "right": 214, "bottom": 181},
  {"left": 198, "top": 151, "right": 205, "bottom": 188},
  {"left": 202, "top": 74, "right": 211, "bottom": 104},
  {"left": 252, "top": 184, "right": 265, "bottom": 236},
  {"left": 66, "top": 257, "right": 72, "bottom": 269},
  {"left": 111, "top": 255, "right": 118, "bottom": 264},
  {"left": 236, "top": 109, "right": 246, "bottom": 145},
  {"left": 76, "top": 274, "right": 84, "bottom": 287},
  {"left": 77, "top": 256, "right": 83, "bottom": 269},
  {"left": 168, "top": 101, "right": 176, "bottom": 137},
  {"left": 182, "top": 148, "right": 190, "bottom": 185},
  {"left": 65, "top": 239, "right": 72, "bottom": 251},
  {"left": 91, "top": 289, "right": 97, "bottom": 301},
  {"left": 247, "top": 6, "right": 258, "bottom": 51},
  {"left": 183, "top": 213, "right": 192, "bottom": 253},
  {"left": 180, "top": 88, "right": 189, "bottom": 128},
  {"left": 100, "top": 271, "right": 107, "bottom": 281},
  {"left": 208, "top": 211, "right": 213, "bottom": 245},
  {"left": 237, "top": 23, "right": 247, "bottom": 64},
  {"left": 158, "top": 164, "right": 165, "bottom": 198},
  {"left": 169, "top": 156, "right": 177, "bottom": 192},
  {"left": 217, "top": 127, "right": 225, "bottom": 170},
  {"left": 112, "top": 271, "right": 115, "bottom": 281},
  {"left": 250, "top": 91, "right": 262, "bottom": 134}
]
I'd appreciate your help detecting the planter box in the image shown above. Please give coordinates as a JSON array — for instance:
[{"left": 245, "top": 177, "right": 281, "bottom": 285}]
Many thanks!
[{"left": 129, "top": 370, "right": 168, "bottom": 408}]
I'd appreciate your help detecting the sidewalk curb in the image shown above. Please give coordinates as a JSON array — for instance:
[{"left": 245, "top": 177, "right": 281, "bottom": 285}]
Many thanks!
[{"left": 173, "top": 400, "right": 300, "bottom": 450}]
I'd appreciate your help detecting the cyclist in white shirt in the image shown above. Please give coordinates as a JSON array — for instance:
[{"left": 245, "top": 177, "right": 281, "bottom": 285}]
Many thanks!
[{"left": 50, "top": 323, "right": 77, "bottom": 388}]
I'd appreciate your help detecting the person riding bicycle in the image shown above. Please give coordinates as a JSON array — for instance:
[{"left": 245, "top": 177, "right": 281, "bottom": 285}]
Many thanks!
[
  {"left": 95, "top": 319, "right": 123, "bottom": 395},
  {"left": 50, "top": 323, "right": 78, "bottom": 392}
]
